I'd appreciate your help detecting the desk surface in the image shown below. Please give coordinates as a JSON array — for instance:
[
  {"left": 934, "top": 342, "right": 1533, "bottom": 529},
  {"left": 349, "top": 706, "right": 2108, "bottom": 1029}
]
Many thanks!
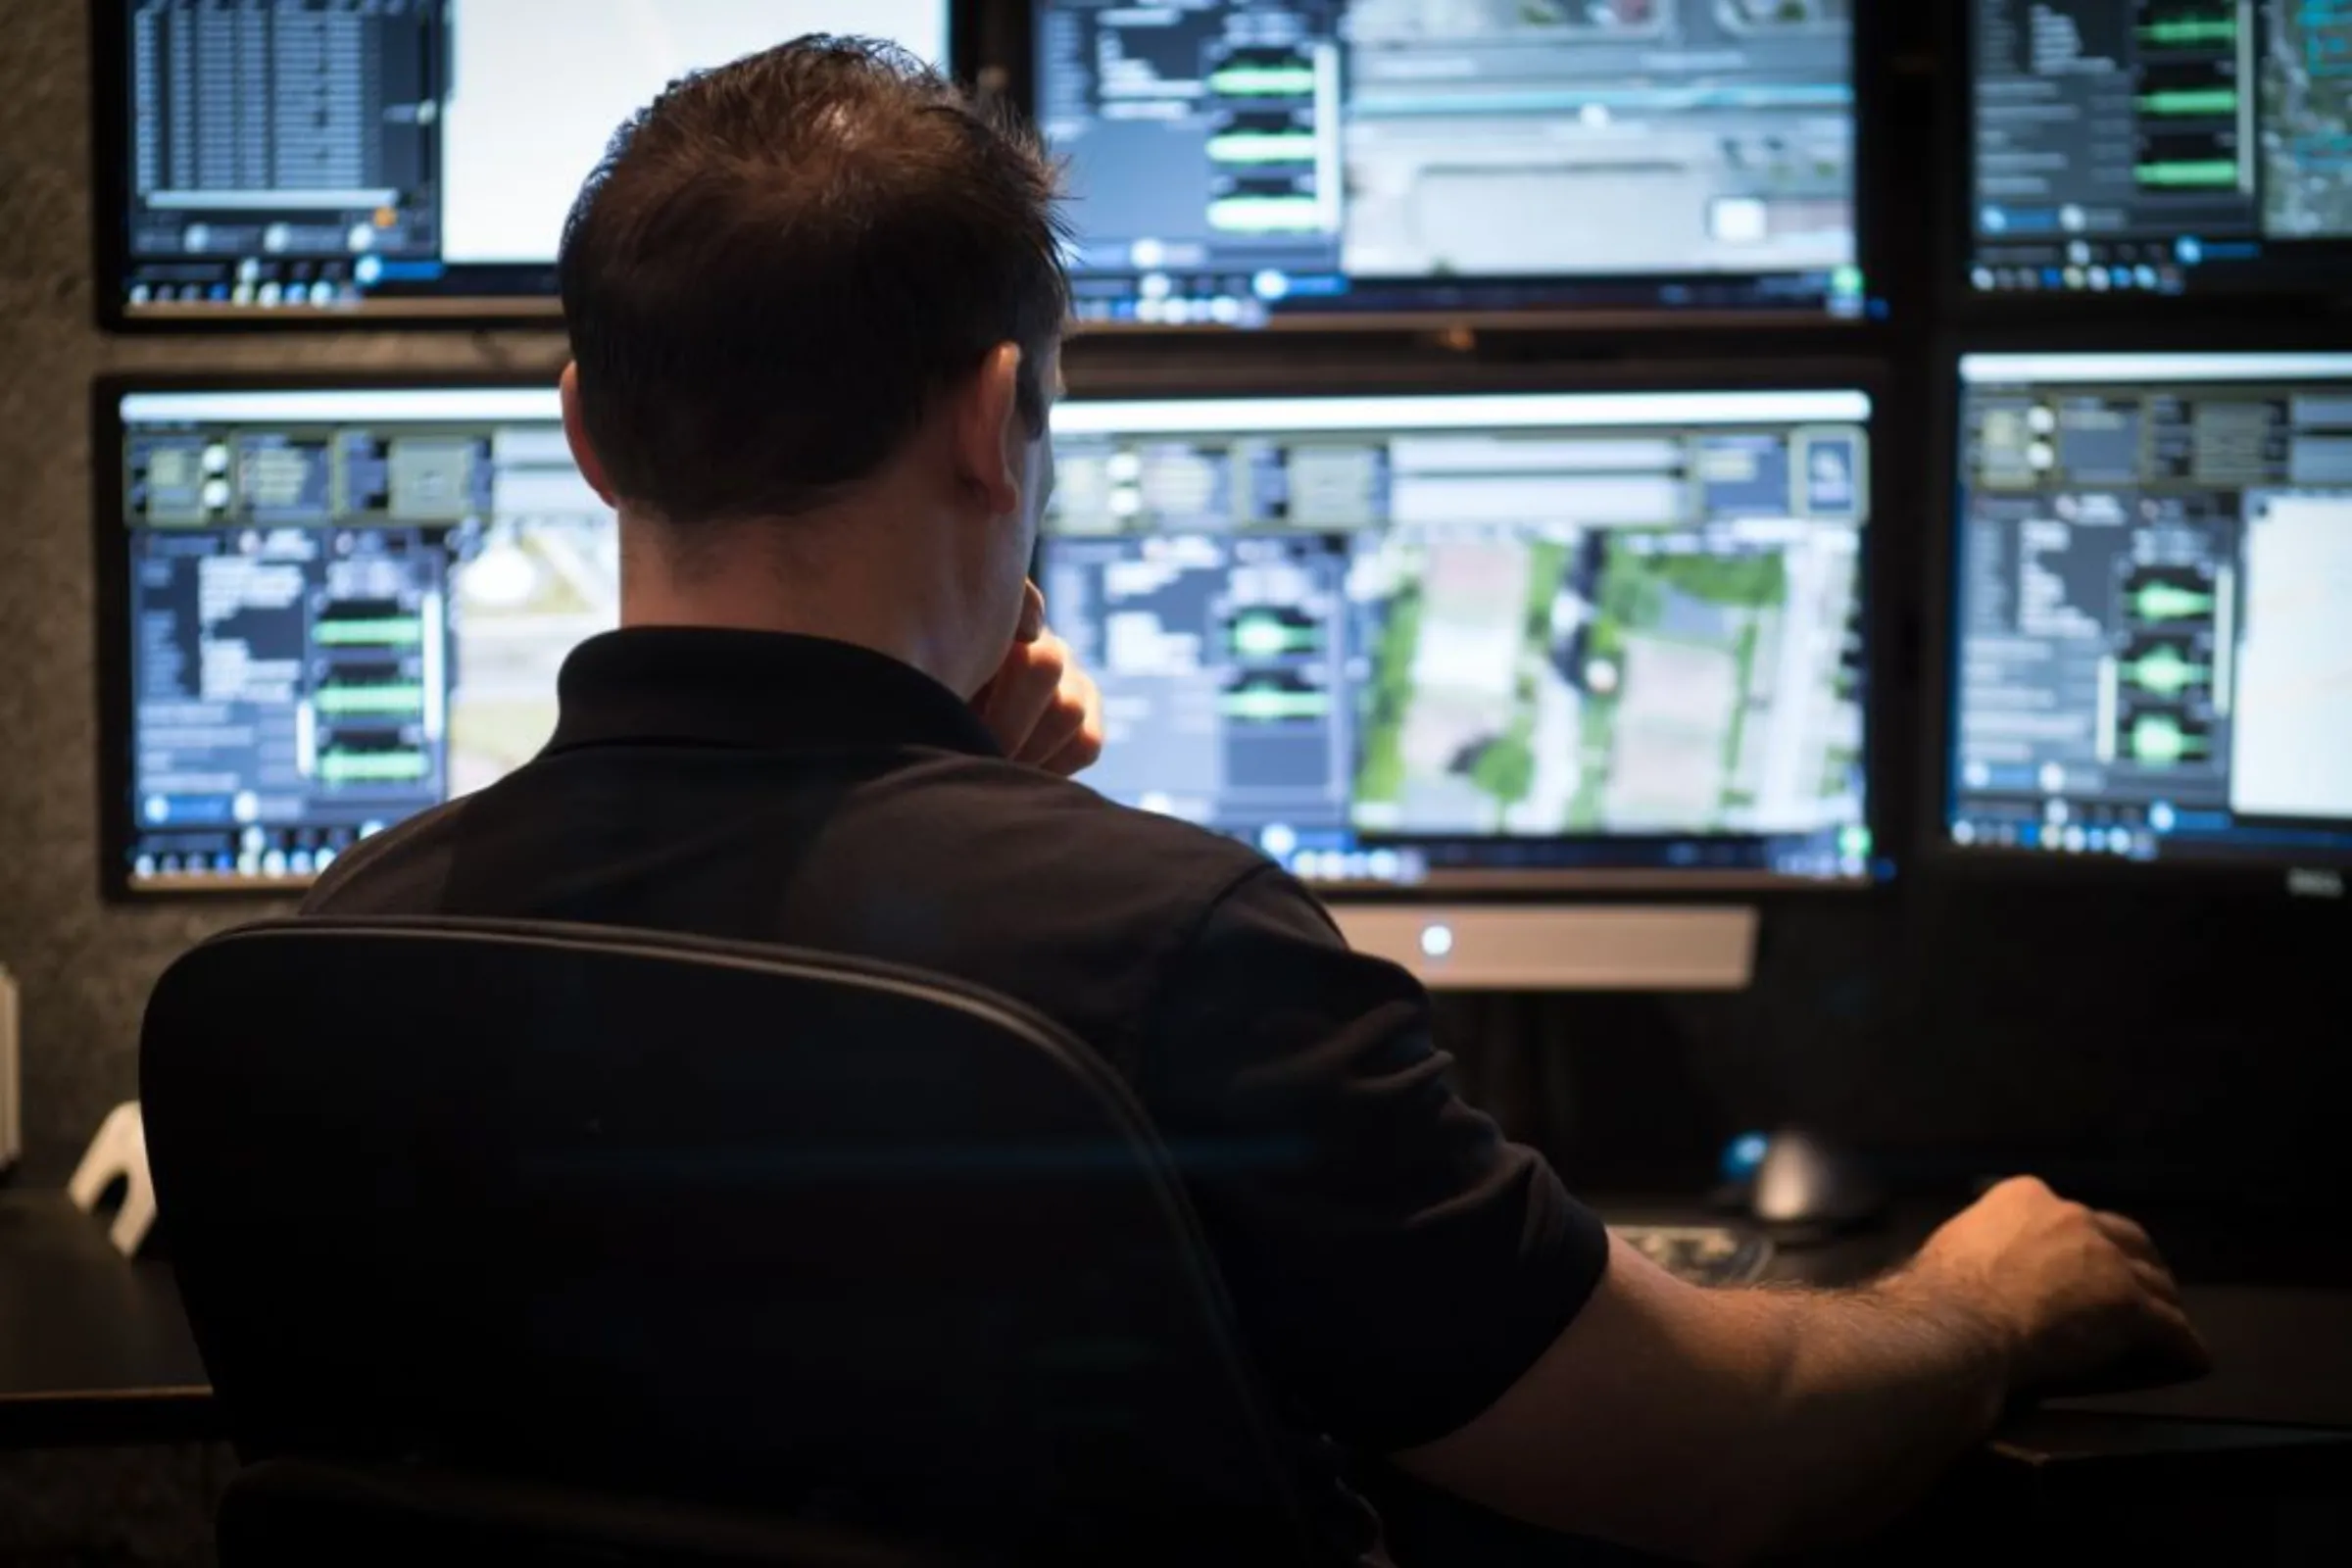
[
  {"left": 2051, "top": 1285, "right": 2352, "bottom": 1430},
  {"left": 0, "top": 1190, "right": 217, "bottom": 1447}
]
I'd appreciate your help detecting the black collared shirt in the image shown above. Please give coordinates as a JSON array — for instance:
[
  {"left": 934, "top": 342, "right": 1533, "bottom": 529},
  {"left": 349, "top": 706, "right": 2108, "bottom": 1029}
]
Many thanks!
[{"left": 307, "top": 628, "right": 1608, "bottom": 1539}]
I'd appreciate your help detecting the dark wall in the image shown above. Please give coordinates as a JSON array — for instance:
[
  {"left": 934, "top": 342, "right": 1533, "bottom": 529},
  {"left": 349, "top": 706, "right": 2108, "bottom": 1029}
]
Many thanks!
[{"left": 1495, "top": 883, "right": 2344, "bottom": 1203}]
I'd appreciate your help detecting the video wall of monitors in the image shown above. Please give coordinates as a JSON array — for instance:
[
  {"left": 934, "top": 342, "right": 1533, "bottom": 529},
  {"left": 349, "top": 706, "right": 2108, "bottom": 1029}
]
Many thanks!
[{"left": 82, "top": 6, "right": 2351, "bottom": 902}]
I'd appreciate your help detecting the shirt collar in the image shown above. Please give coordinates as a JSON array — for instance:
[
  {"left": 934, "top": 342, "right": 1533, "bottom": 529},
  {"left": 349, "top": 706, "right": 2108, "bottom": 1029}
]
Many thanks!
[{"left": 546, "top": 627, "right": 1003, "bottom": 760}]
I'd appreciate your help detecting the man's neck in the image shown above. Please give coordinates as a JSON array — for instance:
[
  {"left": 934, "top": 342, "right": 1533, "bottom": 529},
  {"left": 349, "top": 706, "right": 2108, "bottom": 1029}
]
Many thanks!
[{"left": 616, "top": 509, "right": 982, "bottom": 697}]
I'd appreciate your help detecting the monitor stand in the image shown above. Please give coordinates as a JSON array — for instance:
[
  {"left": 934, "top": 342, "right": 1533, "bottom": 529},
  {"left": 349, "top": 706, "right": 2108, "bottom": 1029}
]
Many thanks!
[{"left": 1330, "top": 905, "right": 1758, "bottom": 992}]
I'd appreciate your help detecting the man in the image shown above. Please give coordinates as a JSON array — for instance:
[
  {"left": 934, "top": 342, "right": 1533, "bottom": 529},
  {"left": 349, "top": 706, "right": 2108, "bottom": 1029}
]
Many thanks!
[{"left": 307, "top": 37, "right": 2206, "bottom": 1566}]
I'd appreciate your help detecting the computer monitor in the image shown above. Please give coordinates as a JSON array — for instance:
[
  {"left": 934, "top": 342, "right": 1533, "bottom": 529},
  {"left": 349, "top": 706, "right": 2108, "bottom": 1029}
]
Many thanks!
[
  {"left": 99, "top": 1, "right": 956, "bottom": 322},
  {"left": 101, "top": 380, "right": 612, "bottom": 892},
  {"left": 1941, "top": 351, "right": 2352, "bottom": 888},
  {"left": 1966, "top": 2, "right": 2352, "bottom": 304},
  {"left": 1031, "top": 0, "right": 1867, "bottom": 327},
  {"left": 1039, "top": 385, "right": 1880, "bottom": 899}
]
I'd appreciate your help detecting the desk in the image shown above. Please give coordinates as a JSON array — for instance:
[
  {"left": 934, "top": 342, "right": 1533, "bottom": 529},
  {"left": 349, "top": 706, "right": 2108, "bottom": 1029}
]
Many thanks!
[{"left": 0, "top": 1191, "right": 217, "bottom": 1448}]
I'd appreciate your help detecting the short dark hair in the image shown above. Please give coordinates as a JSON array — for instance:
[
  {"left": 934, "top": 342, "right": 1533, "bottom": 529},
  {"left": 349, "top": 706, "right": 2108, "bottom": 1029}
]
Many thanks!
[{"left": 559, "top": 37, "right": 1067, "bottom": 526}]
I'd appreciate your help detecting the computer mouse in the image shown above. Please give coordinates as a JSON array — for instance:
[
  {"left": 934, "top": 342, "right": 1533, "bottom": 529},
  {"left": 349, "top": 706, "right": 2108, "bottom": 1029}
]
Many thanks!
[{"left": 1745, "top": 1128, "right": 1886, "bottom": 1230}]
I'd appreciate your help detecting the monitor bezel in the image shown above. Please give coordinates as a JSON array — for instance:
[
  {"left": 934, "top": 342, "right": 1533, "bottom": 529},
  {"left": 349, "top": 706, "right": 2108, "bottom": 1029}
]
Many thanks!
[
  {"left": 1939, "top": 0, "right": 2352, "bottom": 325},
  {"left": 88, "top": 1, "right": 984, "bottom": 332},
  {"left": 1918, "top": 325, "right": 2352, "bottom": 898},
  {"left": 1011, "top": 0, "right": 1893, "bottom": 336},
  {"left": 95, "top": 356, "right": 1897, "bottom": 903},
  {"left": 1046, "top": 353, "right": 1899, "bottom": 899}
]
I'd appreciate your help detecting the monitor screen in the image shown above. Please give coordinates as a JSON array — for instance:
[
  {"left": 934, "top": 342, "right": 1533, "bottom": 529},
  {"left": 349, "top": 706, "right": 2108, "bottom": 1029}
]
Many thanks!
[
  {"left": 1033, "top": 0, "right": 1865, "bottom": 326},
  {"left": 108, "top": 1, "right": 953, "bottom": 320},
  {"left": 1040, "top": 388, "right": 1879, "bottom": 889},
  {"left": 109, "top": 384, "right": 612, "bottom": 891},
  {"left": 1945, "top": 353, "right": 2352, "bottom": 873},
  {"left": 1967, "top": 2, "right": 2352, "bottom": 302}
]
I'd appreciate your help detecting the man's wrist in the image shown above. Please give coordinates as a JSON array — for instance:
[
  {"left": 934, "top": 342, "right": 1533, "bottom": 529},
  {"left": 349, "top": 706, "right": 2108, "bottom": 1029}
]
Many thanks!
[{"left": 1868, "top": 1258, "right": 2019, "bottom": 1424}]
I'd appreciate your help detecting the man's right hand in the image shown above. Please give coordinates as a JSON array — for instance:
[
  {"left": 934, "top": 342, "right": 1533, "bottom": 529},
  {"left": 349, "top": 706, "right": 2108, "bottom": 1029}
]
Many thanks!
[
  {"left": 1396, "top": 1173, "right": 2213, "bottom": 1563},
  {"left": 972, "top": 582, "right": 1104, "bottom": 777},
  {"left": 1910, "top": 1176, "right": 2210, "bottom": 1398},
  {"left": 1395, "top": 1173, "right": 2214, "bottom": 1563}
]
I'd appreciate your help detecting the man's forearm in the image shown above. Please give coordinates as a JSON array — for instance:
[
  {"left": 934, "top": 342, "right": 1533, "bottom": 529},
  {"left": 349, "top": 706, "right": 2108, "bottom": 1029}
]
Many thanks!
[
  {"left": 1712, "top": 1268, "right": 2013, "bottom": 1555},
  {"left": 1395, "top": 1239, "right": 2017, "bottom": 1565},
  {"left": 1403, "top": 1186, "right": 2195, "bottom": 1565}
]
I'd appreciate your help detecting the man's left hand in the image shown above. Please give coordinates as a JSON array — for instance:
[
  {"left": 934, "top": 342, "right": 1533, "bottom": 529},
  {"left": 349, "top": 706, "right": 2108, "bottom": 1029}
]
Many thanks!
[{"left": 973, "top": 582, "right": 1104, "bottom": 777}]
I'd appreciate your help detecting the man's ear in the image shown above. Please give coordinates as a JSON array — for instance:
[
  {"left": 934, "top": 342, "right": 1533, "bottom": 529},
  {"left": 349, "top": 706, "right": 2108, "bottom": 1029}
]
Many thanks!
[
  {"left": 560, "top": 363, "right": 618, "bottom": 506},
  {"left": 950, "top": 343, "right": 1024, "bottom": 517}
]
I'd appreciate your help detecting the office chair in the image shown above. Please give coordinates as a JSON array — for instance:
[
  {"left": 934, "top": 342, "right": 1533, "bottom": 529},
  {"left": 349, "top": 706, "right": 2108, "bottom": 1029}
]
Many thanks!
[{"left": 142, "top": 917, "right": 1324, "bottom": 1567}]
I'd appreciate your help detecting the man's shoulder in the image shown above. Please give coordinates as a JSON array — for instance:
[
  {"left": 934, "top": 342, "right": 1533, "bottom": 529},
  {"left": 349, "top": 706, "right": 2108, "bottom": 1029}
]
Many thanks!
[{"left": 300, "top": 796, "right": 472, "bottom": 914}]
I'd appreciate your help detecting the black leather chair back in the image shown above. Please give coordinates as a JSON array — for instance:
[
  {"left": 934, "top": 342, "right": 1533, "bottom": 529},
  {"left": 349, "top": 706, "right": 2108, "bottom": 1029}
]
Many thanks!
[{"left": 143, "top": 918, "right": 1320, "bottom": 1566}]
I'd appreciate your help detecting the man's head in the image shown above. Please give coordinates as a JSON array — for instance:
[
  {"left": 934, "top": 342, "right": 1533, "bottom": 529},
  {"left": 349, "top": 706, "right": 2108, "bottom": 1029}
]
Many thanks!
[{"left": 557, "top": 36, "right": 1067, "bottom": 691}]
